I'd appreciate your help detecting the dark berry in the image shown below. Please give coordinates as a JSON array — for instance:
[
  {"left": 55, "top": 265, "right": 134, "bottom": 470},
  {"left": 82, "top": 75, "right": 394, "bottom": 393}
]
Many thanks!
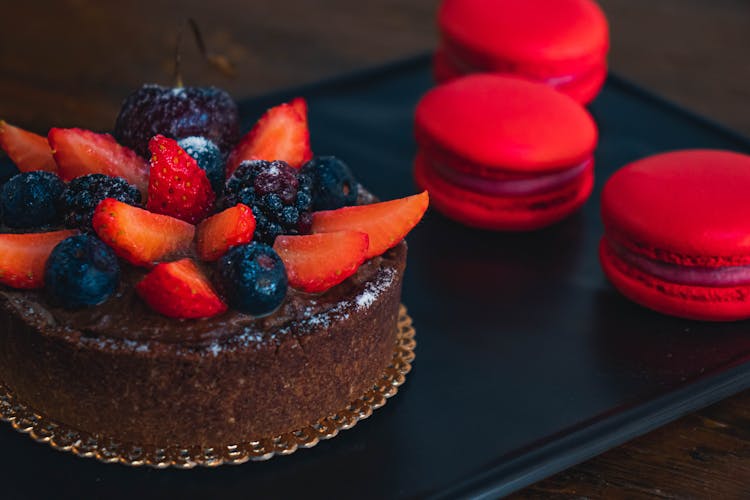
[
  {"left": 222, "top": 160, "right": 314, "bottom": 243},
  {"left": 59, "top": 174, "right": 141, "bottom": 232},
  {"left": 177, "top": 136, "right": 225, "bottom": 195},
  {"left": 0, "top": 156, "right": 20, "bottom": 186},
  {"left": 301, "top": 156, "right": 359, "bottom": 210},
  {"left": 216, "top": 242, "right": 287, "bottom": 316},
  {"left": 114, "top": 85, "right": 240, "bottom": 158},
  {"left": 0, "top": 171, "right": 65, "bottom": 229},
  {"left": 44, "top": 234, "right": 120, "bottom": 309}
]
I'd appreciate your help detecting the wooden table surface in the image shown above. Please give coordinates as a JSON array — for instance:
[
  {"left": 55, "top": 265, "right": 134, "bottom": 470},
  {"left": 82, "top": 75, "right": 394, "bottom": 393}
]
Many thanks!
[{"left": 3, "top": 0, "right": 750, "bottom": 497}]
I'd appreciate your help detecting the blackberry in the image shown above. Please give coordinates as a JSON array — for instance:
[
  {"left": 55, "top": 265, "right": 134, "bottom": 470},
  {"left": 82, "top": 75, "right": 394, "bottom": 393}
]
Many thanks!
[
  {"left": 44, "top": 234, "right": 120, "bottom": 309},
  {"left": 0, "top": 171, "right": 65, "bottom": 229},
  {"left": 0, "top": 156, "right": 20, "bottom": 186},
  {"left": 216, "top": 242, "right": 287, "bottom": 316},
  {"left": 222, "top": 160, "right": 313, "bottom": 243},
  {"left": 59, "top": 174, "right": 141, "bottom": 232},
  {"left": 301, "top": 156, "right": 358, "bottom": 210},
  {"left": 114, "top": 84, "right": 240, "bottom": 158},
  {"left": 177, "top": 136, "right": 225, "bottom": 195}
]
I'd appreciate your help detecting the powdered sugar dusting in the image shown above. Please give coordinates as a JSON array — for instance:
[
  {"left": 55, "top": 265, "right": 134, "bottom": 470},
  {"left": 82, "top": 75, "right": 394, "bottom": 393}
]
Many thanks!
[
  {"left": 266, "top": 163, "right": 280, "bottom": 176},
  {"left": 207, "top": 342, "right": 222, "bottom": 357},
  {"left": 178, "top": 135, "right": 216, "bottom": 155},
  {"left": 356, "top": 267, "right": 395, "bottom": 310}
]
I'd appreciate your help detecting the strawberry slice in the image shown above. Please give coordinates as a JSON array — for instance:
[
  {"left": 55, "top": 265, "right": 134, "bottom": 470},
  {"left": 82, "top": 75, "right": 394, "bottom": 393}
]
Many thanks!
[
  {"left": 146, "top": 135, "right": 215, "bottom": 224},
  {"left": 226, "top": 98, "right": 312, "bottom": 176},
  {"left": 92, "top": 198, "right": 195, "bottom": 267},
  {"left": 0, "top": 120, "right": 57, "bottom": 173},
  {"left": 289, "top": 97, "right": 313, "bottom": 163},
  {"left": 136, "top": 258, "right": 227, "bottom": 319},
  {"left": 196, "top": 203, "right": 256, "bottom": 261},
  {"left": 274, "top": 231, "right": 369, "bottom": 293},
  {"left": 312, "top": 191, "right": 429, "bottom": 259},
  {"left": 48, "top": 128, "right": 149, "bottom": 195},
  {"left": 0, "top": 230, "right": 77, "bottom": 289}
]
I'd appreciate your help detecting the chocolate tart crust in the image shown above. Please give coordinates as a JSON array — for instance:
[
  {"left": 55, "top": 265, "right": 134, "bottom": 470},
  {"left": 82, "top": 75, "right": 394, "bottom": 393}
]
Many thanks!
[{"left": 0, "top": 242, "right": 406, "bottom": 447}]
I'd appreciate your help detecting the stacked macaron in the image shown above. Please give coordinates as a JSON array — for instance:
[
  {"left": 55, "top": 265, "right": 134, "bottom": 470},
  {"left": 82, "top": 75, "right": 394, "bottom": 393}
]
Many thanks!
[
  {"left": 600, "top": 150, "right": 750, "bottom": 321},
  {"left": 414, "top": 74, "right": 597, "bottom": 230},
  {"left": 436, "top": 0, "right": 609, "bottom": 104}
]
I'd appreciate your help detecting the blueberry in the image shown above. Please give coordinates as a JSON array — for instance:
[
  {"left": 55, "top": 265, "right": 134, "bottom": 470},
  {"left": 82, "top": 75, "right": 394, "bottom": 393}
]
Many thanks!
[
  {"left": 216, "top": 242, "right": 287, "bottom": 316},
  {"left": 59, "top": 174, "right": 141, "bottom": 232},
  {"left": 44, "top": 234, "right": 120, "bottom": 309},
  {"left": 301, "top": 156, "right": 358, "bottom": 210},
  {"left": 114, "top": 84, "right": 240, "bottom": 158},
  {"left": 177, "top": 136, "right": 225, "bottom": 195},
  {"left": 221, "top": 160, "right": 314, "bottom": 243},
  {"left": 0, "top": 156, "right": 20, "bottom": 186},
  {"left": 0, "top": 171, "right": 65, "bottom": 228}
]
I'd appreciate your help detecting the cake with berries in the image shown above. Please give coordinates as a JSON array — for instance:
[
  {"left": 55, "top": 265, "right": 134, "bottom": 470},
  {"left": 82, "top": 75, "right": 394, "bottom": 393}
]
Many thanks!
[{"left": 0, "top": 87, "right": 427, "bottom": 451}]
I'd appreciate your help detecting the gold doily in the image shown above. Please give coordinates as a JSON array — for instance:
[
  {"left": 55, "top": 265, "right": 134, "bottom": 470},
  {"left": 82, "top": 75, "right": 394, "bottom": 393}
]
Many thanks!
[{"left": 0, "top": 306, "right": 415, "bottom": 468}]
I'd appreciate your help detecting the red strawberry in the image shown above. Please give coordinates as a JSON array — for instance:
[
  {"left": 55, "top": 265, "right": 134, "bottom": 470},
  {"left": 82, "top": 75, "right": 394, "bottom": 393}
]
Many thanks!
[
  {"left": 0, "top": 120, "right": 57, "bottom": 173},
  {"left": 196, "top": 203, "right": 256, "bottom": 261},
  {"left": 226, "top": 98, "right": 312, "bottom": 176},
  {"left": 136, "top": 258, "right": 227, "bottom": 319},
  {"left": 146, "top": 135, "right": 215, "bottom": 224},
  {"left": 48, "top": 128, "right": 149, "bottom": 195},
  {"left": 0, "top": 230, "right": 77, "bottom": 289},
  {"left": 274, "top": 231, "right": 369, "bottom": 293},
  {"left": 312, "top": 191, "right": 429, "bottom": 259},
  {"left": 290, "top": 97, "right": 308, "bottom": 124},
  {"left": 92, "top": 198, "right": 195, "bottom": 267}
]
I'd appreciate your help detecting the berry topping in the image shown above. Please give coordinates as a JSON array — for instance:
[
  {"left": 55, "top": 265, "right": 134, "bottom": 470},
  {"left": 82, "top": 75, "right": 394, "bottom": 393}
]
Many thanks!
[
  {"left": 301, "top": 156, "right": 359, "bottom": 210},
  {"left": 44, "top": 234, "right": 120, "bottom": 309},
  {"left": 226, "top": 98, "right": 313, "bottom": 176},
  {"left": 92, "top": 198, "right": 195, "bottom": 267},
  {"left": 222, "top": 160, "right": 313, "bottom": 244},
  {"left": 0, "top": 121, "right": 57, "bottom": 173},
  {"left": 0, "top": 156, "right": 20, "bottom": 185},
  {"left": 274, "top": 231, "right": 369, "bottom": 293},
  {"left": 146, "top": 135, "right": 215, "bottom": 224},
  {"left": 216, "top": 242, "right": 287, "bottom": 316},
  {"left": 0, "top": 230, "right": 77, "bottom": 289},
  {"left": 48, "top": 128, "right": 150, "bottom": 196},
  {"left": 196, "top": 203, "right": 255, "bottom": 261},
  {"left": 59, "top": 174, "right": 142, "bottom": 232},
  {"left": 136, "top": 258, "right": 227, "bottom": 319},
  {"left": 312, "top": 191, "right": 429, "bottom": 259},
  {"left": 0, "top": 171, "right": 65, "bottom": 229},
  {"left": 114, "top": 85, "right": 240, "bottom": 158},
  {"left": 177, "top": 136, "right": 225, "bottom": 195},
  {"left": 290, "top": 97, "right": 308, "bottom": 121}
]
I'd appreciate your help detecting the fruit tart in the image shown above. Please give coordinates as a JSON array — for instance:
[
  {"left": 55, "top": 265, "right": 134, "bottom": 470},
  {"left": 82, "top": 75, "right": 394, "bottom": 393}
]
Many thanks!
[{"left": 0, "top": 84, "right": 427, "bottom": 455}]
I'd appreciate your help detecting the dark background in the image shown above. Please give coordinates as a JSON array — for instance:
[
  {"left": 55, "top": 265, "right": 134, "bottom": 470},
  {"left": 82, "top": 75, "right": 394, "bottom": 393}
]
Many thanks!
[{"left": 2, "top": 0, "right": 749, "bottom": 497}]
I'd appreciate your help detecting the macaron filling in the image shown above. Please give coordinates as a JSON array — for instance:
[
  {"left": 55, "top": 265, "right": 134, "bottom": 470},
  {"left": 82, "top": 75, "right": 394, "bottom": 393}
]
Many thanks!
[
  {"left": 430, "top": 157, "right": 591, "bottom": 197},
  {"left": 607, "top": 239, "right": 750, "bottom": 287},
  {"left": 441, "top": 47, "right": 603, "bottom": 91}
]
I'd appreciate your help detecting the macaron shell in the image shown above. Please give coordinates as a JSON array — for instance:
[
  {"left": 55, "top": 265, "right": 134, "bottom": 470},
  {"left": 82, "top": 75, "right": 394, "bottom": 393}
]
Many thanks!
[
  {"left": 554, "top": 62, "right": 607, "bottom": 104},
  {"left": 414, "top": 153, "right": 594, "bottom": 230},
  {"left": 415, "top": 74, "right": 598, "bottom": 173},
  {"left": 433, "top": 48, "right": 464, "bottom": 83},
  {"left": 599, "top": 238, "right": 750, "bottom": 321},
  {"left": 439, "top": 0, "right": 609, "bottom": 74},
  {"left": 602, "top": 150, "right": 750, "bottom": 266},
  {"left": 433, "top": 48, "right": 607, "bottom": 104}
]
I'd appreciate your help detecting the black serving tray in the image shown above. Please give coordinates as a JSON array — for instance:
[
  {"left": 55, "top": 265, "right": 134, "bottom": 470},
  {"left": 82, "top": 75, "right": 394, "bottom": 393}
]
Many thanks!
[{"left": 4, "top": 54, "right": 750, "bottom": 499}]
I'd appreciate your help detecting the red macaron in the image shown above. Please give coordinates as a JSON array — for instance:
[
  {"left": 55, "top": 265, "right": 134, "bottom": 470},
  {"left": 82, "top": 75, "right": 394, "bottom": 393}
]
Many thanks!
[
  {"left": 600, "top": 150, "right": 750, "bottom": 321},
  {"left": 414, "top": 74, "right": 597, "bottom": 230},
  {"left": 436, "top": 0, "right": 609, "bottom": 104}
]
